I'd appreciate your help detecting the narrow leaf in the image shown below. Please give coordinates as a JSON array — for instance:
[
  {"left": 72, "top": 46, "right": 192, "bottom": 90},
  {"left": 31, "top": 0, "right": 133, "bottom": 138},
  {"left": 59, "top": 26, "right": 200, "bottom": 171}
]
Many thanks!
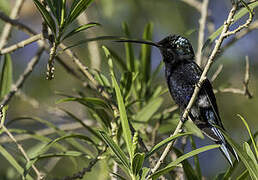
[
  {"left": 32, "top": 0, "right": 56, "bottom": 34},
  {"left": 220, "top": 128, "right": 258, "bottom": 180},
  {"left": 0, "top": 54, "right": 12, "bottom": 98},
  {"left": 145, "top": 132, "right": 192, "bottom": 159},
  {"left": 150, "top": 144, "right": 220, "bottom": 179},
  {"left": 0, "top": 145, "right": 34, "bottom": 180},
  {"left": 99, "top": 131, "right": 130, "bottom": 169},
  {"left": 132, "top": 153, "right": 145, "bottom": 175},
  {"left": 243, "top": 142, "right": 257, "bottom": 166},
  {"left": 134, "top": 97, "right": 163, "bottom": 123},
  {"left": 60, "top": 108, "right": 101, "bottom": 140},
  {"left": 56, "top": 97, "right": 111, "bottom": 110},
  {"left": 122, "top": 22, "right": 135, "bottom": 72},
  {"left": 67, "top": 0, "right": 94, "bottom": 24},
  {"left": 141, "top": 23, "right": 153, "bottom": 83},
  {"left": 103, "top": 46, "right": 134, "bottom": 160},
  {"left": 62, "top": 22, "right": 100, "bottom": 40},
  {"left": 238, "top": 114, "right": 258, "bottom": 158}
]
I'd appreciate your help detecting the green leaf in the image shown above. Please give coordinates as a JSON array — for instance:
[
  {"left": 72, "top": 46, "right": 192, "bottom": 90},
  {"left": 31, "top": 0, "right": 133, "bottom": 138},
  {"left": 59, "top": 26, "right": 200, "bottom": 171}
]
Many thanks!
[
  {"left": 62, "top": 22, "right": 100, "bottom": 40},
  {"left": 103, "top": 46, "right": 134, "bottom": 160},
  {"left": 0, "top": 54, "right": 12, "bottom": 98},
  {"left": 220, "top": 128, "right": 258, "bottom": 180},
  {"left": 92, "top": 70, "right": 111, "bottom": 87},
  {"left": 132, "top": 153, "right": 145, "bottom": 175},
  {"left": 25, "top": 133, "right": 96, "bottom": 175},
  {"left": 60, "top": 0, "right": 66, "bottom": 27},
  {"left": 122, "top": 22, "right": 135, "bottom": 72},
  {"left": 173, "top": 147, "right": 199, "bottom": 180},
  {"left": 202, "top": 2, "right": 258, "bottom": 51},
  {"left": 243, "top": 142, "right": 257, "bottom": 166},
  {"left": 145, "top": 132, "right": 192, "bottom": 159},
  {"left": 236, "top": 169, "right": 249, "bottom": 180},
  {"left": 150, "top": 144, "right": 220, "bottom": 179},
  {"left": 34, "top": 150, "right": 90, "bottom": 160},
  {"left": 99, "top": 131, "right": 130, "bottom": 169},
  {"left": 56, "top": 97, "right": 111, "bottom": 110},
  {"left": 141, "top": 23, "right": 153, "bottom": 83},
  {"left": 8, "top": 117, "right": 94, "bottom": 156},
  {"left": 67, "top": 0, "right": 94, "bottom": 24},
  {"left": 190, "top": 136, "right": 202, "bottom": 179},
  {"left": 120, "top": 71, "right": 133, "bottom": 99},
  {"left": 237, "top": 114, "right": 258, "bottom": 158},
  {"left": 134, "top": 97, "right": 163, "bottom": 123},
  {"left": 108, "top": 48, "right": 128, "bottom": 72},
  {"left": 0, "top": 145, "right": 34, "bottom": 180},
  {"left": 32, "top": 0, "right": 56, "bottom": 35},
  {"left": 59, "top": 108, "right": 101, "bottom": 140}
]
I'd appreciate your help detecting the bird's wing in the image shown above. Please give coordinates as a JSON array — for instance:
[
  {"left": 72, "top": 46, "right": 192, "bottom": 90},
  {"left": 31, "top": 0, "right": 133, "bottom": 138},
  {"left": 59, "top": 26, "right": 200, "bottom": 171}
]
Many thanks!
[{"left": 200, "top": 79, "right": 224, "bottom": 129}]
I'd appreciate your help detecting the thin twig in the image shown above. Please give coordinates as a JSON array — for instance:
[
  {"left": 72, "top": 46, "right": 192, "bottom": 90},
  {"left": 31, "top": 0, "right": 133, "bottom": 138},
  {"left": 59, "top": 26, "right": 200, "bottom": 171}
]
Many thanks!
[
  {"left": 196, "top": 0, "right": 209, "bottom": 66},
  {"left": 61, "top": 147, "right": 107, "bottom": 180},
  {"left": 0, "top": 0, "right": 25, "bottom": 49},
  {"left": 0, "top": 119, "right": 94, "bottom": 143},
  {"left": 181, "top": 0, "right": 202, "bottom": 11},
  {"left": 0, "top": 125, "right": 43, "bottom": 179},
  {"left": 0, "top": 34, "right": 43, "bottom": 55},
  {"left": 0, "top": 46, "right": 44, "bottom": 109},
  {"left": 211, "top": 64, "right": 223, "bottom": 82},
  {"left": 0, "top": 10, "right": 36, "bottom": 35},
  {"left": 213, "top": 56, "right": 252, "bottom": 99}
]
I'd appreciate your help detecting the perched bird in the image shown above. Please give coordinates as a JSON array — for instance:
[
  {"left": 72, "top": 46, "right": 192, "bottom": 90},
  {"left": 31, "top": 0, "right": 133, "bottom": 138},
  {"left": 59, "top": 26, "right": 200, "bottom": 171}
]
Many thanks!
[{"left": 117, "top": 35, "right": 239, "bottom": 165}]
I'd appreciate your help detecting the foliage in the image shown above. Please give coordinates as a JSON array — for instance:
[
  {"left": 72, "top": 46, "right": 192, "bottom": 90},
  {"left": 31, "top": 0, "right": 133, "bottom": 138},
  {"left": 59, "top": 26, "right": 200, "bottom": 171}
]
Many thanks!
[{"left": 0, "top": 0, "right": 257, "bottom": 180}]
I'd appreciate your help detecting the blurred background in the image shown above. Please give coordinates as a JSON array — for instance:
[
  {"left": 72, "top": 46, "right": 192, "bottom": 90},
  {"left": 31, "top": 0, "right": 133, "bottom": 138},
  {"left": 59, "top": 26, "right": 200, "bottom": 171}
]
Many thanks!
[{"left": 0, "top": 0, "right": 257, "bottom": 179}]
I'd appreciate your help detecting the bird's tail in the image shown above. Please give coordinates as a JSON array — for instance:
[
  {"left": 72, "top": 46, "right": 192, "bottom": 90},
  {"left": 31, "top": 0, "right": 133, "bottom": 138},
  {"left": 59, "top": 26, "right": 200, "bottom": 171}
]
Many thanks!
[{"left": 211, "top": 127, "right": 239, "bottom": 166}]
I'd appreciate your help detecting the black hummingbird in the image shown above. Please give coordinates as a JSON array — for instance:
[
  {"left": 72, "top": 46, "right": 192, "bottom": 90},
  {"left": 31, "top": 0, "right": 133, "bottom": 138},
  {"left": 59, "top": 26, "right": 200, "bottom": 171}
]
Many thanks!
[{"left": 117, "top": 35, "right": 239, "bottom": 165}]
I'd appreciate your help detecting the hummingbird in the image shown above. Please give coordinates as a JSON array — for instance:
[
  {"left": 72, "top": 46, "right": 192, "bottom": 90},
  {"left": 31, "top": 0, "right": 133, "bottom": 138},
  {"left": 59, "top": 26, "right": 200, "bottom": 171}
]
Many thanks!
[{"left": 116, "top": 35, "right": 239, "bottom": 165}]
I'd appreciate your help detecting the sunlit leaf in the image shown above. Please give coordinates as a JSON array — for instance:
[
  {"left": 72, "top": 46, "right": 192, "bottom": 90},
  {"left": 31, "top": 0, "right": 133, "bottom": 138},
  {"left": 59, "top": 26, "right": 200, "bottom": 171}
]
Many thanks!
[
  {"left": 237, "top": 114, "right": 258, "bottom": 158},
  {"left": 173, "top": 147, "right": 199, "bottom": 180},
  {"left": 0, "top": 54, "right": 12, "bottom": 98},
  {"left": 103, "top": 45, "right": 134, "bottom": 160},
  {"left": 220, "top": 128, "right": 258, "bottom": 180},
  {"left": 134, "top": 97, "right": 163, "bottom": 123}
]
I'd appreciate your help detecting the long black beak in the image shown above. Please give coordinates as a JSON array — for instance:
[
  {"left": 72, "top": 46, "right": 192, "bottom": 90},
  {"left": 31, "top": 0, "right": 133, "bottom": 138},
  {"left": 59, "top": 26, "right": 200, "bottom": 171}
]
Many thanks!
[{"left": 115, "top": 39, "right": 161, "bottom": 48}]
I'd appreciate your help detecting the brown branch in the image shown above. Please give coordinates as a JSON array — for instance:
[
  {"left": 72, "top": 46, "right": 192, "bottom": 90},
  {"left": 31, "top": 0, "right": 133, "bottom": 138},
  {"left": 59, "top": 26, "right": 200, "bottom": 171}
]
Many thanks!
[
  {"left": 213, "top": 57, "right": 252, "bottom": 99},
  {"left": 0, "top": 125, "right": 43, "bottom": 179},
  {"left": 0, "top": 119, "right": 94, "bottom": 143},
  {"left": 0, "top": 34, "right": 43, "bottom": 55},
  {"left": 181, "top": 0, "right": 202, "bottom": 11},
  {"left": 196, "top": 0, "right": 209, "bottom": 66},
  {"left": 0, "top": 0, "right": 25, "bottom": 49},
  {"left": 0, "top": 10, "right": 37, "bottom": 35},
  {"left": 0, "top": 46, "right": 44, "bottom": 109},
  {"left": 211, "top": 64, "right": 223, "bottom": 82}
]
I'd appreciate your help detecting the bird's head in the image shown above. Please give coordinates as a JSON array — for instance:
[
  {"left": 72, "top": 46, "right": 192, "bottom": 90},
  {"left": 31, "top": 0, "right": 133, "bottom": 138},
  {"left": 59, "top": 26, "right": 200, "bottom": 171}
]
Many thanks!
[
  {"left": 157, "top": 35, "right": 195, "bottom": 64},
  {"left": 115, "top": 34, "right": 195, "bottom": 64}
]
